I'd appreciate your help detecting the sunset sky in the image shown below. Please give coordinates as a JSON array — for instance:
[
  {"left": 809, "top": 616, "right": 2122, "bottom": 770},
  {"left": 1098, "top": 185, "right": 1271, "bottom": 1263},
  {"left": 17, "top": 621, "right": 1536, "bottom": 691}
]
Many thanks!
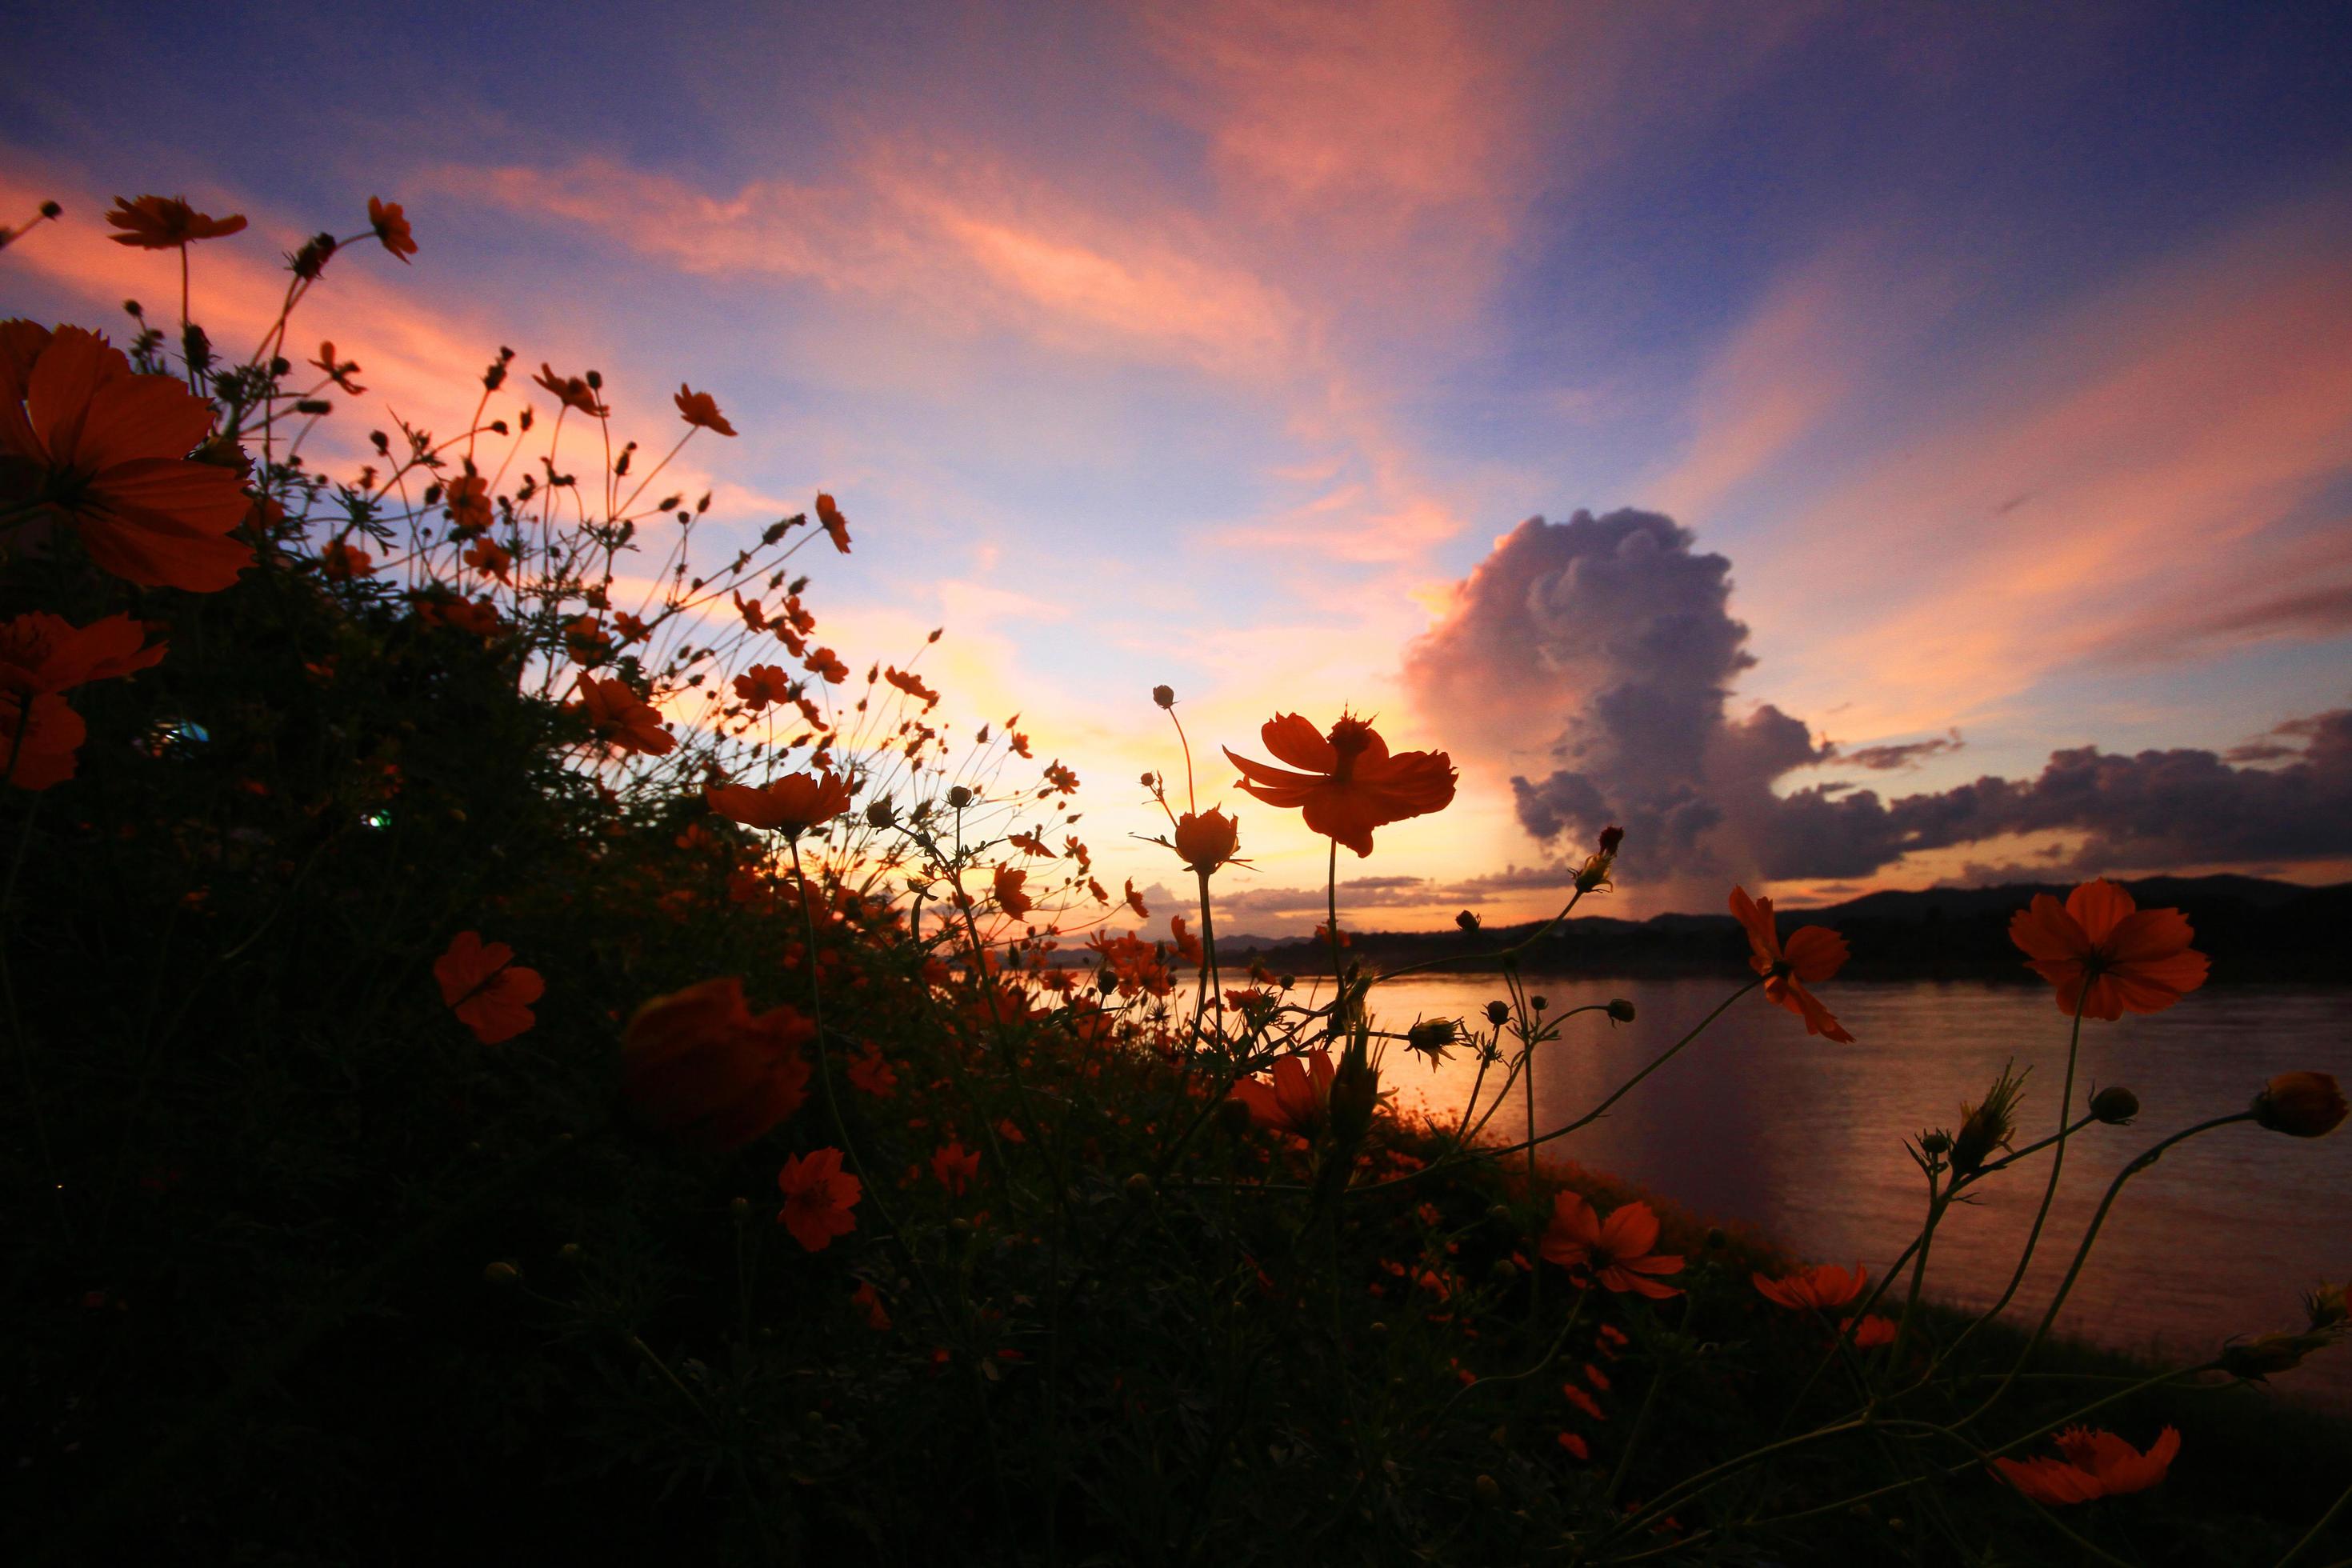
[{"left": 6, "top": 2, "right": 2349, "bottom": 931}]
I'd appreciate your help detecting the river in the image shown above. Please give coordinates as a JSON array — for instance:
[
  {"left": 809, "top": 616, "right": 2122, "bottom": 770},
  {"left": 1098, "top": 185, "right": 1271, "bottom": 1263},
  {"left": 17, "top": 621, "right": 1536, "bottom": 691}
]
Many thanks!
[{"left": 1204, "top": 974, "right": 2350, "bottom": 1409}]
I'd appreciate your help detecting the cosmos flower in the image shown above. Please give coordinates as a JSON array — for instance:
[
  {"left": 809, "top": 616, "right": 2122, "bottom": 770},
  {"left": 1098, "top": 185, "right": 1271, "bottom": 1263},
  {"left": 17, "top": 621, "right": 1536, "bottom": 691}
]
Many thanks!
[
  {"left": 674, "top": 384, "right": 735, "bottom": 436},
  {"left": 1990, "top": 1426, "right": 2179, "bottom": 1506},
  {"left": 932, "top": 1139, "right": 980, "bottom": 1196},
  {"left": 2008, "top": 878, "right": 2208, "bottom": 1020},
  {"left": 993, "top": 864, "right": 1034, "bottom": 919},
  {"left": 815, "top": 490, "right": 852, "bottom": 553},
  {"left": 0, "top": 610, "right": 166, "bottom": 695},
  {"left": 1540, "top": 1192, "right": 1684, "bottom": 1299},
  {"left": 1729, "top": 886, "right": 1854, "bottom": 1043},
  {"left": 366, "top": 197, "right": 416, "bottom": 262},
  {"left": 706, "top": 769, "right": 853, "bottom": 836},
  {"left": 574, "top": 674, "right": 675, "bottom": 756},
  {"left": 0, "top": 322, "right": 252, "bottom": 591},
  {"left": 1752, "top": 1263, "right": 1869, "bottom": 1311},
  {"left": 433, "top": 931, "right": 545, "bottom": 1045},
  {"left": 1225, "top": 712, "right": 1455, "bottom": 858},
  {"left": 776, "top": 1147, "right": 862, "bottom": 1252},
  {"left": 105, "top": 194, "right": 246, "bottom": 248},
  {"left": 622, "top": 977, "right": 815, "bottom": 1150},
  {"left": 1228, "top": 1047, "right": 1335, "bottom": 1138}
]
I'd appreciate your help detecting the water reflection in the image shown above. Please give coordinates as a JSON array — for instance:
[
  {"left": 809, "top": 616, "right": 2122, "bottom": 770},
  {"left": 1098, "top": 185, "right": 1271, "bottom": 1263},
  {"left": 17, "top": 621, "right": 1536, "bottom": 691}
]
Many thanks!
[{"left": 1191, "top": 974, "right": 2352, "bottom": 1408}]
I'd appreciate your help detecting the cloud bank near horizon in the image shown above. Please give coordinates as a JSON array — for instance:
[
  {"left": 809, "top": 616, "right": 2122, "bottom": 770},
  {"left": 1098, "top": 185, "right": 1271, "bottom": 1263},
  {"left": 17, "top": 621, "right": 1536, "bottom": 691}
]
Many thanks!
[{"left": 1402, "top": 510, "right": 2352, "bottom": 891}]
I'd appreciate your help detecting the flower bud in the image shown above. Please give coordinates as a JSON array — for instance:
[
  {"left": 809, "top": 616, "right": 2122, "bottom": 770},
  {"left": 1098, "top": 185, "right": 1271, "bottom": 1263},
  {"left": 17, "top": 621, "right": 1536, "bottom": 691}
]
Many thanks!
[
  {"left": 2253, "top": 1072, "right": 2347, "bottom": 1138},
  {"left": 482, "top": 1261, "right": 520, "bottom": 1286},
  {"left": 2087, "top": 1085, "right": 2139, "bottom": 1124},
  {"left": 1918, "top": 1130, "right": 1952, "bottom": 1157},
  {"left": 946, "top": 785, "right": 974, "bottom": 809},
  {"left": 1607, "top": 998, "right": 1636, "bottom": 1023},
  {"left": 1151, "top": 685, "right": 1176, "bottom": 708},
  {"left": 2303, "top": 1282, "right": 2347, "bottom": 1332},
  {"left": 864, "top": 798, "right": 897, "bottom": 828},
  {"left": 2221, "top": 1331, "right": 2328, "bottom": 1381},
  {"left": 1123, "top": 1172, "right": 1155, "bottom": 1203},
  {"left": 1490, "top": 1258, "right": 1518, "bottom": 1283},
  {"left": 1485, "top": 1001, "right": 1510, "bottom": 1026},
  {"left": 1405, "top": 1018, "right": 1457, "bottom": 1063},
  {"left": 1598, "top": 824, "right": 1624, "bottom": 854},
  {"left": 1530, "top": 995, "right": 1548, "bottom": 1011},
  {"left": 557, "top": 1243, "right": 582, "bottom": 1262},
  {"left": 1456, "top": 909, "right": 1480, "bottom": 933},
  {"left": 1174, "top": 809, "right": 1239, "bottom": 875},
  {"left": 1474, "top": 1474, "right": 1502, "bottom": 1505}
]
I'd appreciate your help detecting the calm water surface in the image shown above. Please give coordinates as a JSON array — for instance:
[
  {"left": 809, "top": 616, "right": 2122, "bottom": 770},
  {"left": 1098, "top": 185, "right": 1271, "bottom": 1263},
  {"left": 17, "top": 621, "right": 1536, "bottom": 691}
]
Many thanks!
[{"left": 1213, "top": 975, "right": 2351, "bottom": 1407}]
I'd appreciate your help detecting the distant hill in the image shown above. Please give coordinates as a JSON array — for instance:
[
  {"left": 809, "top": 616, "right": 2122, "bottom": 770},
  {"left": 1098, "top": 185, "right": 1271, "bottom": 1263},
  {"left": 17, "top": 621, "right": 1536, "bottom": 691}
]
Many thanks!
[{"left": 1210, "top": 875, "right": 2351, "bottom": 983}]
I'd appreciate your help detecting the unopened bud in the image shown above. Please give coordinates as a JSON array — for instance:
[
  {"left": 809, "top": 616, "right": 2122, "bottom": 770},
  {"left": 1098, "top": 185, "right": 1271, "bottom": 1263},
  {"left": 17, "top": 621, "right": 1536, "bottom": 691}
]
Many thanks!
[
  {"left": 2303, "top": 1282, "right": 2348, "bottom": 1332},
  {"left": 2221, "top": 1331, "right": 2326, "bottom": 1381},
  {"left": 557, "top": 1243, "right": 582, "bottom": 1262},
  {"left": 1490, "top": 1257, "right": 1518, "bottom": 1283},
  {"left": 483, "top": 1261, "right": 520, "bottom": 1286},
  {"left": 1598, "top": 824, "right": 1624, "bottom": 854},
  {"left": 1123, "top": 1172, "right": 1155, "bottom": 1202},
  {"left": 1607, "top": 998, "right": 1635, "bottom": 1023},
  {"left": 1918, "top": 1130, "right": 1952, "bottom": 1157},
  {"left": 2253, "top": 1072, "right": 2347, "bottom": 1138},
  {"left": 2087, "top": 1085, "right": 2139, "bottom": 1125},
  {"left": 1151, "top": 685, "right": 1176, "bottom": 708},
  {"left": 1486, "top": 1001, "right": 1510, "bottom": 1026},
  {"left": 1456, "top": 909, "right": 1480, "bottom": 933},
  {"left": 1474, "top": 1474, "right": 1501, "bottom": 1505},
  {"left": 947, "top": 786, "right": 974, "bottom": 809},
  {"left": 864, "top": 798, "right": 897, "bottom": 828}
]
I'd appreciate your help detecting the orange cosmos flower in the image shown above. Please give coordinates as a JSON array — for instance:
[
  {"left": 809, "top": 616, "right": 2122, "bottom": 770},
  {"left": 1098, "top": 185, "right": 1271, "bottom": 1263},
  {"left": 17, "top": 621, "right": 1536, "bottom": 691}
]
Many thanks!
[
  {"left": 0, "top": 693, "right": 86, "bottom": 790},
  {"left": 1753, "top": 1262, "right": 1869, "bottom": 1310},
  {"left": 574, "top": 674, "right": 675, "bottom": 756},
  {"left": 1843, "top": 1314, "right": 1898, "bottom": 1348},
  {"left": 2008, "top": 878, "right": 2208, "bottom": 1021},
  {"left": 1728, "top": 886, "right": 1854, "bottom": 1042},
  {"left": 846, "top": 1042, "right": 898, "bottom": 1098},
  {"left": 1170, "top": 915, "right": 1204, "bottom": 967},
  {"left": 621, "top": 977, "right": 815, "bottom": 1150},
  {"left": 1540, "top": 1192, "right": 1684, "bottom": 1299},
  {"left": 318, "top": 539, "right": 373, "bottom": 579},
  {"left": 674, "top": 384, "right": 734, "bottom": 435},
  {"left": 993, "top": 864, "right": 1034, "bottom": 918},
  {"left": 532, "top": 364, "right": 607, "bottom": 418},
  {"left": 734, "top": 664, "right": 794, "bottom": 711},
  {"left": 1227, "top": 1047, "right": 1336, "bottom": 1138},
  {"left": 706, "top": 768, "right": 853, "bottom": 836},
  {"left": 776, "top": 1147, "right": 862, "bottom": 1251},
  {"left": 932, "top": 1139, "right": 981, "bottom": 1196},
  {"left": 562, "top": 614, "right": 612, "bottom": 666},
  {"left": 802, "top": 646, "right": 849, "bottom": 685},
  {"left": 1990, "top": 1426, "right": 2179, "bottom": 1506},
  {"left": 463, "top": 536, "right": 513, "bottom": 580},
  {"left": 433, "top": 931, "right": 545, "bottom": 1045},
  {"left": 366, "top": 197, "right": 416, "bottom": 262},
  {"left": 815, "top": 490, "right": 852, "bottom": 553},
  {"left": 0, "top": 610, "right": 166, "bottom": 695},
  {"left": 0, "top": 322, "right": 252, "bottom": 590},
  {"left": 310, "top": 341, "right": 364, "bottom": 394},
  {"left": 884, "top": 666, "right": 939, "bottom": 709},
  {"left": 444, "top": 472, "right": 493, "bottom": 536},
  {"left": 105, "top": 194, "right": 246, "bottom": 248},
  {"left": 1173, "top": 807, "right": 1240, "bottom": 876},
  {"left": 1225, "top": 712, "right": 1455, "bottom": 858},
  {"left": 1123, "top": 879, "right": 1148, "bottom": 920},
  {"left": 851, "top": 1279, "right": 891, "bottom": 1331}
]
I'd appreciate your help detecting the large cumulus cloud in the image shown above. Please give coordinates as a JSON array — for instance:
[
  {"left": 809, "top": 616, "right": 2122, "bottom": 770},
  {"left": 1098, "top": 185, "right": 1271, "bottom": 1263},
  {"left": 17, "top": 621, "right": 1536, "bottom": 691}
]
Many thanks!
[{"left": 1405, "top": 509, "right": 2352, "bottom": 885}]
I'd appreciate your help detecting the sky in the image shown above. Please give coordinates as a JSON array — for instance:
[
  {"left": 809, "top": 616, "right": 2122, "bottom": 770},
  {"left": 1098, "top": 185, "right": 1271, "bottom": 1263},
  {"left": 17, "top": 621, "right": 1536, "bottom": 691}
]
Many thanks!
[{"left": 4, "top": 1, "right": 2350, "bottom": 932}]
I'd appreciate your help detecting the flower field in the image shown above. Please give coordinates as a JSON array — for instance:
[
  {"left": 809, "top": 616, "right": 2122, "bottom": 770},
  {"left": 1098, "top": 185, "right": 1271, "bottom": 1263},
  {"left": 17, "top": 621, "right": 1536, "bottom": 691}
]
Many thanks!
[{"left": 2, "top": 193, "right": 2346, "bottom": 1566}]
